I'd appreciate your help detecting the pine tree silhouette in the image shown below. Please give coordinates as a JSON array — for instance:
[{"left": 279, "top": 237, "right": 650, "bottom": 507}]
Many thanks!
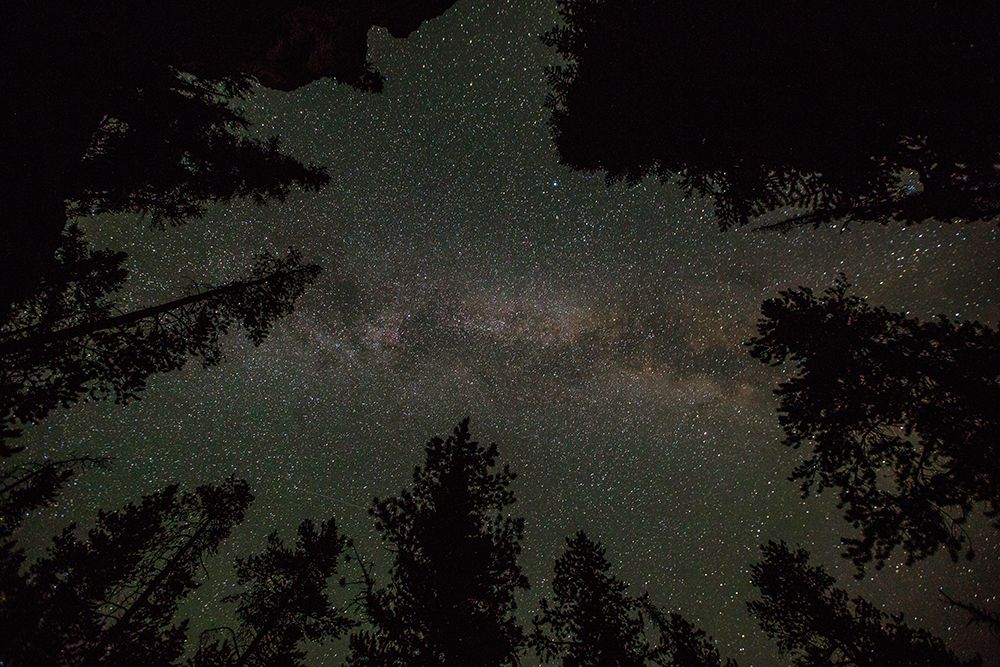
[
  {"left": 1, "top": 476, "right": 253, "bottom": 666},
  {"left": 346, "top": 418, "right": 529, "bottom": 667},
  {"left": 532, "top": 531, "right": 735, "bottom": 666},
  {"left": 0, "top": 454, "right": 112, "bottom": 663},
  {"left": 0, "top": 455, "right": 111, "bottom": 537}
]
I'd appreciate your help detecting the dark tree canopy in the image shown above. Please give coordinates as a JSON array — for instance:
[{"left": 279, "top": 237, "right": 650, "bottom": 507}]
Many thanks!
[
  {"left": 544, "top": 1, "right": 1000, "bottom": 229},
  {"left": 532, "top": 531, "right": 735, "bottom": 667},
  {"left": 2, "top": 422, "right": 993, "bottom": 665},
  {"left": 3, "top": 0, "right": 459, "bottom": 311},
  {"left": 347, "top": 418, "right": 529, "bottom": 667},
  {"left": 192, "top": 518, "right": 352, "bottom": 667},
  {"left": 0, "top": 455, "right": 110, "bottom": 539},
  {"left": 0, "top": 455, "right": 112, "bottom": 647},
  {"left": 2, "top": 1, "right": 459, "bottom": 451},
  {"left": 68, "top": 73, "right": 330, "bottom": 230},
  {"left": 0, "top": 227, "right": 320, "bottom": 455},
  {"left": 748, "top": 541, "right": 980, "bottom": 667},
  {"left": 1, "top": 475, "right": 253, "bottom": 666},
  {"left": 748, "top": 278, "right": 1000, "bottom": 573},
  {"left": 0, "top": 454, "right": 356, "bottom": 667}
]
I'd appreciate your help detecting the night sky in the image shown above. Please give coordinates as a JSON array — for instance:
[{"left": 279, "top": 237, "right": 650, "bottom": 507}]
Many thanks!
[{"left": 20, "top": 0, "right": 1000, "bottom": 664}]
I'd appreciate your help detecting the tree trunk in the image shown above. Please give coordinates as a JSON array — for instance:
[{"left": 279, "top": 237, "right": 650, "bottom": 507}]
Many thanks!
[{"left": 0, "top": 268, "right": 307, "bottom": 355}]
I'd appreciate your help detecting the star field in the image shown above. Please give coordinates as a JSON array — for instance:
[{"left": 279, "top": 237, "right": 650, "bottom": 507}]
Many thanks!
[{"left": 19, "top": 0, "right": 1000, "bottom": 664}]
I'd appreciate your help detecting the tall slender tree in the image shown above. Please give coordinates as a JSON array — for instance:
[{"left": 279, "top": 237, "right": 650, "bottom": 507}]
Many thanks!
[
  {"left": 0, "top": 454, "right": 111, "bottom": 659},
  {"left": 532, "top": 531, "right": 735, "bottom": 667},
  {"left": 347, "top": 418, "right": 529, "bottom": 667},
  {"left": 0, "top": 227, "right": 320, "bottom": 454},
  {"left": 0, "top": 476, "right": 253, "bottom": 666},
  {"left": 747, "top": 277, "right": 1000, "bottom": 573},
  {"left": 2, "top": 2, "right": 462, "bottom": 454}
]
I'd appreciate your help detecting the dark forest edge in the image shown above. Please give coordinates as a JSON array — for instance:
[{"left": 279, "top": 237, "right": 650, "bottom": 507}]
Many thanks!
[
  {"left": 3, "top": 1, "right": 999, "bottom": 664},
  {"left": 1, "top": 0, "right": 461, "bottom": 453},
  {"left": 537, "top": 6, "right": 1000, "bottom": 661},
  {"left": 543, "top": 1, "right": 1000, "bottom": 230},
  {"left": 3, "top": 1, "right": 460, "bottom": 312},
  {"left": 0, "top": 419, "right": 989, "bottom": 666}
]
